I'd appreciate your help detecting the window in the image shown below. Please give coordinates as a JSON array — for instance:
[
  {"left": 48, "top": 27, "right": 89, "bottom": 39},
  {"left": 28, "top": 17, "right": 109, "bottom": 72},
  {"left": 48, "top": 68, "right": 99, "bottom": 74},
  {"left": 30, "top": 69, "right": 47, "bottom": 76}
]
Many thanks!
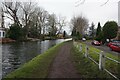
[{"left": 3, "top": 32, "right": 5, "bottom": 37}]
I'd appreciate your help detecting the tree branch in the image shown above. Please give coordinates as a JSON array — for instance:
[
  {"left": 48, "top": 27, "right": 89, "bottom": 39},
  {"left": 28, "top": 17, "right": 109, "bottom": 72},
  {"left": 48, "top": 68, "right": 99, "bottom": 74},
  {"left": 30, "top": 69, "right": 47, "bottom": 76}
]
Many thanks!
[
  {"left": 75, "top": 0, "right": 85, "bottom": 7},
  {"left": 4, "top": 15, "right": 13, "bottom": 20},
  {"left": 75, "top": 0, "right": 110, "bottom": 7},
  {"left": 100, "top": 0, "right": 109, "bottom": 6}
]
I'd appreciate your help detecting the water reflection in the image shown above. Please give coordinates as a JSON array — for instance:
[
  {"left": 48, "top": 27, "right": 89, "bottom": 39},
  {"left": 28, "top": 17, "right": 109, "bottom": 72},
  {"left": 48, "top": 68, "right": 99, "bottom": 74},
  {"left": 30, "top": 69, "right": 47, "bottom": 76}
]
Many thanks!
[
  {"left": 0, "top": 44, "right": 2, "bottom": 80},
  {"left": 2, "top": 39, "right": 72, "bottom": 78}
]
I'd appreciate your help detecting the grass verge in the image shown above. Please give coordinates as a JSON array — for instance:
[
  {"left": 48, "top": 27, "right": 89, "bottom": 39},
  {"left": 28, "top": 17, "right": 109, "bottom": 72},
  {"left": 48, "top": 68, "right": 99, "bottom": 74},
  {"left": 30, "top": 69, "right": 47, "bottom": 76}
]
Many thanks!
[
  {"left": 3, "top": 42, "right": 64, "bottom": 79},
  {"left": 80, "top": 42, "right": 120, "bottom": 79},
  {"left": 72, "top": 41, "right": 120, "bottom": 79}
]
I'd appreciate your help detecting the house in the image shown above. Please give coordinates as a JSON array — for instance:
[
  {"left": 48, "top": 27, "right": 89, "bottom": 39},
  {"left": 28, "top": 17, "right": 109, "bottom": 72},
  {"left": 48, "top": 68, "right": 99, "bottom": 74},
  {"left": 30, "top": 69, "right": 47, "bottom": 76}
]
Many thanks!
[
  {"left": 57, "top": 33, "right": 64, "bottom": 39},
  {"left": 0, "top": 27, "right": 5, "bottom": 38},
  {"left": 0, "top": 28, "right": 16, "bottom": 43}
]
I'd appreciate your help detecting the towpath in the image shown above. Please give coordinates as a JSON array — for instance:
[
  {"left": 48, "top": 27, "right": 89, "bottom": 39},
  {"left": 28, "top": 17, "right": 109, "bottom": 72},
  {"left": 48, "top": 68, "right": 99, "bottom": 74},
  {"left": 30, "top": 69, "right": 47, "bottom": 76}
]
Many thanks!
[{"left": 47, "top": 41, "right": 80, "bottom": 78}]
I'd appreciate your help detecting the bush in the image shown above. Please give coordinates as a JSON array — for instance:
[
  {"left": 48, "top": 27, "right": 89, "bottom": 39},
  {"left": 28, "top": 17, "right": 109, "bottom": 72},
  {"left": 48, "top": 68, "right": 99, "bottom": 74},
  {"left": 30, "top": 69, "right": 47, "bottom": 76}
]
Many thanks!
[
  {"left": 72, "top": 31, "right": 82, "bottom": 40},
  {"left": 8, "top": 23, "right": 23, "bottom": 40}
]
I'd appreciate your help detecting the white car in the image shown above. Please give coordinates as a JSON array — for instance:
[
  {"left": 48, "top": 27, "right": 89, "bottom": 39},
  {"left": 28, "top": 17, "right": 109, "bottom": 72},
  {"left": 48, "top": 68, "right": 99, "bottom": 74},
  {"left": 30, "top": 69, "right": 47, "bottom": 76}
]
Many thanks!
[{"left": 82, "top": 38, "right": 86, "bottom": 41}]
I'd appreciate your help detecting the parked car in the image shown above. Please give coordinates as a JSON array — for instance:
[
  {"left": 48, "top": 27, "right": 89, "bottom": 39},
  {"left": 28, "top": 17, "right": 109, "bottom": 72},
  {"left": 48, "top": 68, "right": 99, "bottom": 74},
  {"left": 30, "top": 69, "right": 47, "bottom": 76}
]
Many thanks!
[
  {"left": 107, "top": 40, "right": 120, "bottom": 47},
  {"left": 109, "top": 43, "right": 120, "bottom": 52},
  {"left": 82, "top": 38, "right": 86, "bottom": 41},
  {"left": 91, "top": 40, "right": 101, "bottom": 46}
]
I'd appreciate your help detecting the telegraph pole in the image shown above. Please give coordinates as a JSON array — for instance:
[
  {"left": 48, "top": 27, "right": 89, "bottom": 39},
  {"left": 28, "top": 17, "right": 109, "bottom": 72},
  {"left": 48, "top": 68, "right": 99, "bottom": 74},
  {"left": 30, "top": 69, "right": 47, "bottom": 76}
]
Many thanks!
[{"left": 118, "top": 1, "right": 120, "bottom": 26}]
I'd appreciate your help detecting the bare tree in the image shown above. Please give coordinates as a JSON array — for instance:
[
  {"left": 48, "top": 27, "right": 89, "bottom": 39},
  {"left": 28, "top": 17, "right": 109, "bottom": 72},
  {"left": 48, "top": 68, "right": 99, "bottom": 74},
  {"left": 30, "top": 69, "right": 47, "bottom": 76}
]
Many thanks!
[
  {"left": 33, "top": 7, "right": 43, "bottom": 36},
  {"left": 20, "top": 2, "right": 37, "bottom": 37},
  {"left": 71, "top": 15, "right": 88, "bottom": 35},
  {"left": 0, "top": 7, "right": 4, "bottom": 28},
  {"left": 47, "top": 13, "right": 57, "bottom": 36},
  {"left": 3, "top": 2, "right": 21, "bottom": 26},
  {"left": 29, "top": 7, "right": 48, "bottom": 37},
  {"left": 57, "top": 15, "right": 66, "bottom": 34},
  {"left": 27, "top": 13, "right": 39, "bottom": 38},
  {"left": 37, "top": 8, "right": 48, "bottom": 35}
]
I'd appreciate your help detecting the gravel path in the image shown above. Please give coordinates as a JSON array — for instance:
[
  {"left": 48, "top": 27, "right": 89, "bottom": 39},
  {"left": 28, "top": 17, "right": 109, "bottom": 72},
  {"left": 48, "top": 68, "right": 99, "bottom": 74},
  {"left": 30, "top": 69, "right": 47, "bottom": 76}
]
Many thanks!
[{"left": 47, "top": 41, "right": 80, "bottom": 78}]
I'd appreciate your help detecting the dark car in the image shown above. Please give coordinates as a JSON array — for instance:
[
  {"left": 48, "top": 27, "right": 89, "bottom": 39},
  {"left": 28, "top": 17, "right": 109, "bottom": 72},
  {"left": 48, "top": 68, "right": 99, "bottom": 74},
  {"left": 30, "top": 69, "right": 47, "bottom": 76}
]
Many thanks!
[
  {"left": 91, "top": 40, "right": 101, "bottom": 46},
  {"left": 109, "top": 43, "right": 120, "bottom": 52}
]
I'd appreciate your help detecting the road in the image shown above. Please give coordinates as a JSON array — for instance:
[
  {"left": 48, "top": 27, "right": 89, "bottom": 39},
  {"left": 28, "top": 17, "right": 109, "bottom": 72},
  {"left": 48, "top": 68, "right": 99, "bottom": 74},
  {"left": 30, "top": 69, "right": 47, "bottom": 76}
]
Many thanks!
[{"left": 84, "top": 41, "right": 120, "bottom": 56}]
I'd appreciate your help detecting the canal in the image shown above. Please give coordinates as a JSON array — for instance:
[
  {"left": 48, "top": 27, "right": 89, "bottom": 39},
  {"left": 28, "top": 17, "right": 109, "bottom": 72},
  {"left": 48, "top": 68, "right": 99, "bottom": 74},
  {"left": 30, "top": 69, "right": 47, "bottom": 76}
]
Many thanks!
[{"left": 1, "top": 39, "right": 72, "bottom": 78}]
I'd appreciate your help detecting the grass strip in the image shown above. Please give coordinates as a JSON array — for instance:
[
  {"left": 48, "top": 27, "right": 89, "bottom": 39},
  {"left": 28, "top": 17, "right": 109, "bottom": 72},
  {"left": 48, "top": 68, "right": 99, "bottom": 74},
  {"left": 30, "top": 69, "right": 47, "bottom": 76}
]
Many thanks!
[
  {"left": 71, "top": 43, "right": 113, "bottom": 78},
  {"left": 73, "top": 41, "right": 120, "bottom": 79},
  {"left": 81, "top": 43, "right": 120, "bottom": 78}
]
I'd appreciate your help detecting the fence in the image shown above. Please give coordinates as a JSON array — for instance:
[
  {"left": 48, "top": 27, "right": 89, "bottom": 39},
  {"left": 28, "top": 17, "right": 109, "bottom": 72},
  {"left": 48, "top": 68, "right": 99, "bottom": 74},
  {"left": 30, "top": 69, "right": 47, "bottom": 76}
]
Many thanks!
[{"left": 74, "top": 41, "right": 120, "bottom": 80}]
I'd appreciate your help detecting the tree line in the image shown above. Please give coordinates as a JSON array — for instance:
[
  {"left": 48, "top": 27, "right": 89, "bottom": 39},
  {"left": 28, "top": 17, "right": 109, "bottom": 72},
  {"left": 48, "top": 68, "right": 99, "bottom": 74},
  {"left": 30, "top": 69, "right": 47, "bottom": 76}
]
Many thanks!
[
  {"left": 95, "top": 21, "right": 119, "bottom": 43},
  {"left": 1, "top": 1, "right": 118, "bottom": 42},
  {"left": 87, "top": 21, "right": 118, "bottom": 43},
  {"left": 1, "top": 2, "right": 66, "bottom": 41},
  {"left": 70, "top": 15, "right": 119, "bottom": 42}
]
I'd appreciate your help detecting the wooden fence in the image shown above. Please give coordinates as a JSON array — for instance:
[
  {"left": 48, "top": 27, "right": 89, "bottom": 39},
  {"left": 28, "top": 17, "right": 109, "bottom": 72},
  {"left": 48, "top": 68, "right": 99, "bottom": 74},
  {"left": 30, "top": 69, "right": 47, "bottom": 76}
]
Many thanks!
[{"left": 74, "top": 41, "right": 120, "bottom": 80}]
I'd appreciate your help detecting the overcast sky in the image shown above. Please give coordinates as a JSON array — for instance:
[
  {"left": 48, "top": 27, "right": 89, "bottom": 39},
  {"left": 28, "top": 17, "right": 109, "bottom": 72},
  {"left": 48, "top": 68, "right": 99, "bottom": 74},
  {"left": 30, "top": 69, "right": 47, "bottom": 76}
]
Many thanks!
[
  {"left": 1, "top": 0, "right": 120, "bottom": 32},
  {"left": 35, "top": 0, "right": 119, "bottom": 27}
]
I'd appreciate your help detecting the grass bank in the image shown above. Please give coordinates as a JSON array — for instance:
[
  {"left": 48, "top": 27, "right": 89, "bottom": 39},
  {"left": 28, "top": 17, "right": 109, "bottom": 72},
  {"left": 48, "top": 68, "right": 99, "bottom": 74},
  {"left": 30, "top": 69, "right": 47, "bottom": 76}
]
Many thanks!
[
  {"left": 72, "top": 41, "right": 120, "bottom": 79},
  {"left": 3, "top": 42, "right": 64, "bottom": 79}
]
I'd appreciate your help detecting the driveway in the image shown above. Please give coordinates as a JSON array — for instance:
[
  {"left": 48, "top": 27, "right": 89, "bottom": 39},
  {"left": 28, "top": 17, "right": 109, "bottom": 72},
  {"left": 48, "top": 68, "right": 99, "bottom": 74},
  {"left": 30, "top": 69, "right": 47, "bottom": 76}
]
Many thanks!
[{"left": 84, "top": 41, "right": 120, "bottom": 56}]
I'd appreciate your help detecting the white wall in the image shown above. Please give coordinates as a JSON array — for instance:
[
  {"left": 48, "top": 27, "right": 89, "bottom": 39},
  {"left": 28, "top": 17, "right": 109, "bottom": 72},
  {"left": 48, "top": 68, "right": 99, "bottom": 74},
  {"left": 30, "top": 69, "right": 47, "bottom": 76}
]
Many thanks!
[{"left": 0, "top": 30, "right": 5, "bottom": 38}]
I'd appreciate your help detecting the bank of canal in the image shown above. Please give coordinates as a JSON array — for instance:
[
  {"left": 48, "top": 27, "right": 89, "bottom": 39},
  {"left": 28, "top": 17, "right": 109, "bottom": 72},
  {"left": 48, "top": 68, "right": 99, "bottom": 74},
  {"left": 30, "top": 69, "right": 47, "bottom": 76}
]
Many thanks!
[
  {"left": 4, "top": 41, "right": 65, "bottom": 78},
  {"left": 2, "top": 39, "right": 72, "bottom": 78}
]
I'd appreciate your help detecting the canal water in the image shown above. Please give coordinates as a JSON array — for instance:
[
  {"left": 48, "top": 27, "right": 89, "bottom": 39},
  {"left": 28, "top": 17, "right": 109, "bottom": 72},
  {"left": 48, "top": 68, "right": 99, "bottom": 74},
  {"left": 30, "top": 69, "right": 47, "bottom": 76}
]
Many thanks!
[{"left": 1, "top": 39, "right": 72, "bottom": 78}]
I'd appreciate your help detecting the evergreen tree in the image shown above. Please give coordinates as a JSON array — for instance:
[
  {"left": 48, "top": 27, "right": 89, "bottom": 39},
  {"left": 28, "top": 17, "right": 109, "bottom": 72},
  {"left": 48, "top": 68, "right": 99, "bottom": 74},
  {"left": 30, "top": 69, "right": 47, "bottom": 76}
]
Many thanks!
[
  {"left": 96, "top": 22, "right": 101, "bottom": 37},
  {"left": 90, "top": 22, "right": 95, "bottom": 39},
  {"left": 103, "top": 21, "right": 118, "bottom": 40},
  {"left": 63, "top": 31, "right": 66, "bottom": 38},
  {"left": 71, "top": 29, "right": 76, "bottom": 36}
]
